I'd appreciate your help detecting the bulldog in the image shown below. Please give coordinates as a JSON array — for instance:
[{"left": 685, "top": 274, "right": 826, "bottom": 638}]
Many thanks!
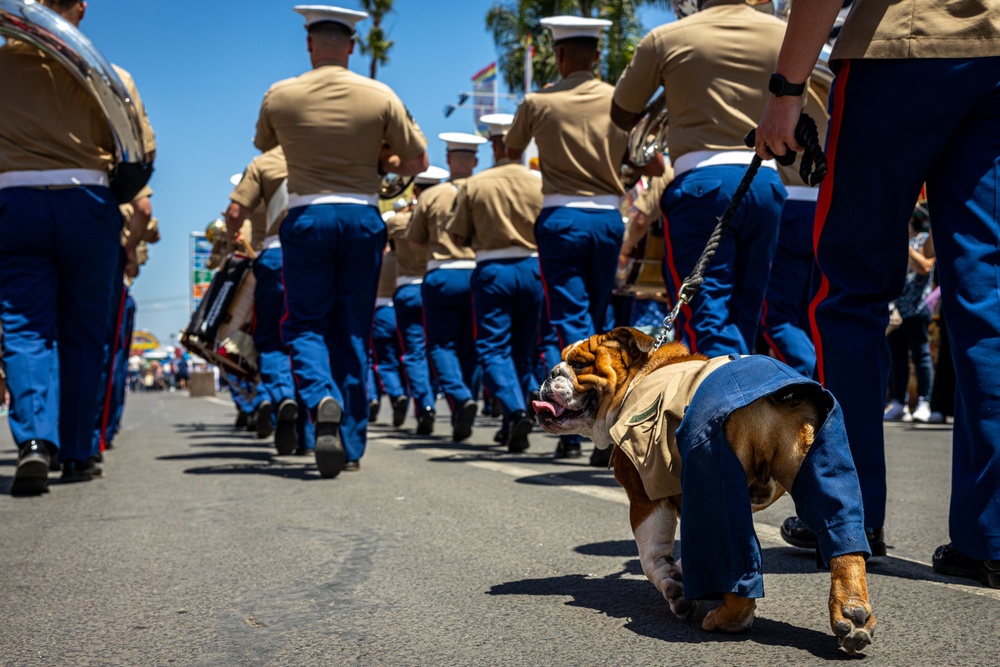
[{"left": 532, "top": 327, "right": 876, "bottom": 654}]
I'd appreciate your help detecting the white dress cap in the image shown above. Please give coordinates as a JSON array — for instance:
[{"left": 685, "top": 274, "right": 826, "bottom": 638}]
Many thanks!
[
  {"left": 478, "top": 113, "right": 515, "bottom": 139},
  {"left": 293, "top": 5, "right": 369, "bottom": 31},
  {"left": 413, "top": 165, "right": 450, "bottom": 185},
  {"left": 540, "top": 16, "right": 612, "bottom": 43},
  {"left": 439, "top": 132, "right": 488, "bottom": 153}
]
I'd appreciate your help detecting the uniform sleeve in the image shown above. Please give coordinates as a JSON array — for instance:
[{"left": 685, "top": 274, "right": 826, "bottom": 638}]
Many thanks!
[
  {"left": 613, "top": 33, "right": 663, "bottom": 114},
  {"left": 113, "top": 65, "right": 156, "bottom": 155},
  {"left": 445, "top": 183, "right": 473, "bottom": 246},
  {"left": 406, "top": 199, "right": 430, "bottom": 245},
  {"left": 229, "top": 162, "right": 265, "bottom": 210},
  {"left": 384, "top": 93, "right": 427, "bottom": 162},
  {"left": 254, "top": 88, "right": 279, "bottom": 152},
  {"left": 504, "top": 98, "right": 534, "bottom": 152}
]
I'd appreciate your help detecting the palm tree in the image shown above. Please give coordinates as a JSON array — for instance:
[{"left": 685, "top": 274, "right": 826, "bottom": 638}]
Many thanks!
[
  {"left": 358, "top": 0, "right": 395, "bottom": 79},
  {"left": 486, "top": 0, "right": 672, "bottom": 92}
]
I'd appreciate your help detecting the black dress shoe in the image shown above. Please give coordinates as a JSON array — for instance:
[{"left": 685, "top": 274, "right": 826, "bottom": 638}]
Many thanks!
[
  {"left": 368, "top": 398, "right": 381, "bottom": 423},
  {"left": 391, "top": 395, "right": 408, "bottom": 428},
  {"left": 452, "top": 399, "right": 478, "bottom": 442},
  {"left": 933, "top": 543, "right": 1000, "bottom": 588},
  {"left": 493, "top": 428, "right": 508, "bottom": 444},
  {"left": 506, "top": 412, "right": 532, "bottom": 453},
  {"left": 235, "top": 411, "right": 248, "bottom": 429},
  {"left": 256, "top": 401, "right": 274, "bottom": 439},
  {"left": 343, "top": 460, "right": 360, "bottom": 472},
  {"left": 11, "top": 439, "right": 55, "bottom": 496},
  {"left": 554, "top": 438, "right": 582, "bottom": 460},
  {"left": 61, "top": 459, "right": 95, "bottom": 484},
  {"left": 246, "top": 411, "right": 257, "bottom": 433},
  {"left": 589, "top": 446, "right": 612, "bottom": 468},
  {"left": 780, "top": 516, "right": 887, "bottom": 557},
  {"left": 90, "top": 453, "right": 105, "bottom": 478},
  {"left": 416, "top": 408, "right": 435, "bottom": 435},
  {"left": 314, "top": 397, "right": 346, "bottom": 479},
  {"left": 274, "top": 399, "right": 299, "bottom": 456}
]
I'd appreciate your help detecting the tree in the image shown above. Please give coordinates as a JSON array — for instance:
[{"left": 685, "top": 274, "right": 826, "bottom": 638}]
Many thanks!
[
  {"left": 357, "top": 0, "right": 395, "bottom": 79},
  {"left": 486, "top": 0, "right": 671, "bottom": 93}
]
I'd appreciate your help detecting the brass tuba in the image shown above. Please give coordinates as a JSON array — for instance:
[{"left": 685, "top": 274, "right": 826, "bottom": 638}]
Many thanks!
[{"left": 0, "top": 0, "right": 151, "bottom": 200}]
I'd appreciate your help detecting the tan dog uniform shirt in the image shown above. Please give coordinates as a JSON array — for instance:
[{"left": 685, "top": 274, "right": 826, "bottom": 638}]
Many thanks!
[
  {"left": 229, "top": 146, "right": 289, "bottom": 248},
  {"left": 0, "top": 41, "right": 114, "bottom": 172},
  {"left": 609, "top": 356, "right": 733, "bottom": 501},
  {"left": 387, "top": 210, "right": 427, "bottom": 282},
  {"left": 505, "top": 71, "right": 627, "bottom": 197},
  {"left": 832, "top": 0, "right": 1000, "bottom": 60},
  {"left": 407, "top": 180, "right": 476, "bottom": 264},
  {"left": 254, "top": 63, "right": 426, "bottom": 196},
  {"left": 612, "top": 4, "right": 787, "bottom": 164},
  {"left": 446, "top": 159, "right": 543, "bottom": 256}
]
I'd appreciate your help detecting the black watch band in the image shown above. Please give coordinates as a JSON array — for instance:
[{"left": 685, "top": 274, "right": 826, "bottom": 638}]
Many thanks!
[{"left": 768, "top": 73, "right": 806, "bottom": 98}]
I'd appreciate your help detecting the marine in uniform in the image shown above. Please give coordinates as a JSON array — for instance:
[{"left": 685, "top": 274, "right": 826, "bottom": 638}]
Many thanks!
[
  {"left": 446, "top": 114, "right": 544, "bottom": 452},
  {"left": 505, "top": 16, "right": 630, "bottom": 460},
  {"left": 0, "top": 2, "right": 144, "bottom": 492},
  {"left": 227, "top": 146, "right": 314, "bottom": 456},
  {"left": 388, "top": 166, "right": 448, "bottom": 435},
  {"left": 755, "top": 0, "right": 1000, "bottom": 582},
  {"left": 611, "top": 0, "right": 788, "bottom": 358},
  {"left": 406, "top": 134, "right": 485, "bottom": 442},
  {"left": 254, "top": 5, "right": 427, "bottom": 478}
]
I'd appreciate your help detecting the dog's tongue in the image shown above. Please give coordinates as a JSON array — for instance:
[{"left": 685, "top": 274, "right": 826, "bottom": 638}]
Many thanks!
[{"left": 532, "top": 400, "right": 566, "bottom": 417}]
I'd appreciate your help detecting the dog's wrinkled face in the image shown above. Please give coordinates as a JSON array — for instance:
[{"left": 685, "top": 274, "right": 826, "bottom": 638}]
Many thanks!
[{"left": 533, "top": 328, "right": 664, "bottom": 447}]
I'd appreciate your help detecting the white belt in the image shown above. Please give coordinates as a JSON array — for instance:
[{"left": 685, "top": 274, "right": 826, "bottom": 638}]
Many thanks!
[
  {"left": 0, "top": 168, "right": 109, "bottom": 190},
  {"left": 784, "top": 185, "right": 820, "bottom": 202},
  {"left": 287, "top": 192, "right": 378, "bottom": 209},
  {"left": 476, "top": 247, "right": 538, "bottom": 263},
  {"left": 542, "top": 194, "right": 620, "bottom": 210},
  {"left": 672, "top": 150, "right": 777, "bottom": 177},
  {"left": 427, "top": 259, "right": 477, "bottom": 271},
  {"left": 395, "top": 276, "right": 423, "bottom": 288},
  {"left": 262, "top": 235, "right": 282, "bottom": 250},
  {"left": 375, "top": 297, "right": 393, "bottom": 308}
]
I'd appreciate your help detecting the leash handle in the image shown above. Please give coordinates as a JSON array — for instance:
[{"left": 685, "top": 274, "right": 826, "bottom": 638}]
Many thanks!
[{"left": 744, "top": 112, "right": 828, "bottom": 186}]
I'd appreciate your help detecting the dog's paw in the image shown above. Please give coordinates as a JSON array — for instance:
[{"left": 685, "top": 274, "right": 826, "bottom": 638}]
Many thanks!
[
  {"left": 701, "top": 594, "right": 755, "bottom": 633},
  {"left": 832, "top": 602, "right": 875, "bottom": 655},
  {"left": 669, "top": 597, "right": 697, "bottom": 620}
]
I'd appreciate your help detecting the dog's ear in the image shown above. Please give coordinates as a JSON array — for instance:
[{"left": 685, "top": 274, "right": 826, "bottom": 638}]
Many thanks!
[{"left": 603, "top": 327, "right": 656, "bottom": 362}]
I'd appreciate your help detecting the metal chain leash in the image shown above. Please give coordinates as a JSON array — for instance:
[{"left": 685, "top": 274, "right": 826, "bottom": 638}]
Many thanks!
[{"left": 651, "top": 113, "right": 828, "bottom": 352}]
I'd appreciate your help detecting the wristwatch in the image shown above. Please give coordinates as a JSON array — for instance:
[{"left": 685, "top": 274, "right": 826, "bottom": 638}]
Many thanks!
[{"left": 768, "top": 73, "right": 806, "bottom": 98}]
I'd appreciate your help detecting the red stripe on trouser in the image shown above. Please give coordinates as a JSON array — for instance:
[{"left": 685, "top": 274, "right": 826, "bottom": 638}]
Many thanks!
[
  {"left": 99, "top": 281, "right": 127, "bottom": 452},
  {"left": 661, "top": 210, "right": 699, "bottom": 352},
  {"left": 808, "top": 59, "right": 851, "bottom": 388},
  {"left": 760, "top": 300, "right": 788, "bottom": 365}
]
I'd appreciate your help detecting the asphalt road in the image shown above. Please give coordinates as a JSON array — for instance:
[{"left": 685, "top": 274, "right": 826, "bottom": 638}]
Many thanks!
[{"left": 1, "top": 391, "right": 998, "bottom": 666}]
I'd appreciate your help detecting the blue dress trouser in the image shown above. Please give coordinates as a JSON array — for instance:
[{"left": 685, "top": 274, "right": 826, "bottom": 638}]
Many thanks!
[
  {"left": 676, "top": 356, "right": 870, "bottom": 600},
  {"left": 535, "top": 206, "right": 621, "bottom": 349},
  {"left": 393, "top": 283, "right": 436, "bottom": 415},
  {"left": 370, "top": 304, "right": 407, "bottom": 401},
  {"left": 0, "top": 186, "right": 121, "bottom": 463},
  {"left": 471, "top": 257, "right": 542, "bottom": 417},
  {"left": 93, "top": 248, "right": 127, "bottom": 454},
  {"left": 107, "top": 293, "right": 136, "bottom": 445},
  {"left": 279, "top": 203, "right": 384, "bottom": 462},
  {"left": 811, "top": 57, "right": 1000, "bottom": 560},
  {"left": 421, "top": 268, "right": 478, "bottom": 412},
  {"left": 660, "top": 165, "right": 785, "bottom": 358},
  {"left": 760, "top": 197, "right": 817, "bottom": 377}
]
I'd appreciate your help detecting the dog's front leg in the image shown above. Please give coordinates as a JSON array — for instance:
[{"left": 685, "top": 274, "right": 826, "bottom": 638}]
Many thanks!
[
  {"left": 613, "top": 452, "right": 696, "bottom": 619},
  {"left": 829, "top": 554, "right": 876, "bottom": 654}
]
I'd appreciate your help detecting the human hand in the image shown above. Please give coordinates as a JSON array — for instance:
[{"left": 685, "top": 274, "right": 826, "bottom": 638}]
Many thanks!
[{"left": 754, "top": 95, "right": 805, "bottom": 162}]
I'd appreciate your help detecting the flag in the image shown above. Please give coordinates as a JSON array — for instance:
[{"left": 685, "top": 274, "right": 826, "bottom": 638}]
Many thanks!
[{"left": 472, "top": 62, "right": 497, "bottom": 135}]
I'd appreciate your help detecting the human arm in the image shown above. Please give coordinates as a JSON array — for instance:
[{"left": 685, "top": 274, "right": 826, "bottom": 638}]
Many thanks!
[
  {"left": 123, "top": 195, "right": 152, "bottom": 279},
  {"left": 909, "top": 232, "right": 936, "bottom": 276},
  {"left": 504, "top": 101, "right": 532, "bottom": 163}
]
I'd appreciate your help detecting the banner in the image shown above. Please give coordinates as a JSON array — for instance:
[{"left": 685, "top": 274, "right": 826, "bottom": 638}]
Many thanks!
[
  {"left": 471, "top": 62, "right": 497, "bottom": 136},
  {"left": 131, "top": 329, "right": 160, "bottom": 356},
  {"left": 190, "top": 232, "right": 214, "bottom": 314}
]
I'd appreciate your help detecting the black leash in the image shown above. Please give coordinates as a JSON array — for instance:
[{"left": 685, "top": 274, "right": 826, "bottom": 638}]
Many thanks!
[{"left": 650, "top": 113, "right": 828, "bottom": 352}]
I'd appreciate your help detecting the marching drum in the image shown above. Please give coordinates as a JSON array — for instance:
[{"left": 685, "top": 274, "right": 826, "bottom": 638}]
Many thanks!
[
  {"left": 181, "top": 252, "right": 259, "bottom": 381},
  {"left": 614, "top": 222, "right": 671, "bottom": 304}
]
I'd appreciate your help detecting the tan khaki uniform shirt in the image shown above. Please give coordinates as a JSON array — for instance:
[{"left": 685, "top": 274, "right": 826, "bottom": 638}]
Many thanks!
[
  {"left": 0, "top": 41, "right": 114, "bottom": 172},
  {"left": 254, "top": 63, "right": 427, "bottom": 196},
  {"left": 377, "top": 251, "right": 398, "bottom": 299},
  {"left": 387, "top": 210, "right": 426, "bottom": 280},
  {"left": 633, "top": 174, "right": 670, "bottom": 220},
  {"left": 609, "top": 356, "right": 732, "bottom": 500},
  {"left": 112, "top": 64, "right": 156, "bottom": 155},
  {"left": 230, "top": 146, "right": 288, "bottom": 243},
  {"left": 832, "top": 0, "right": 1000, "bottom": 60},
  {"left": 406, "top": 179, "right": 475, "bottom": 264},
  {"left": 613, "top": 4, "right": 787, "bottom": 163},
  {"left": 447, "top": 159, "right": 543, "bottom": 254},
  {"left": 506, "top": 71, "right": 627, "bottom": 197}
]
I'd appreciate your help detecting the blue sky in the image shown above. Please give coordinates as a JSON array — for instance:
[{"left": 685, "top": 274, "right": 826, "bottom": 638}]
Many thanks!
[{"left": 74, "top": 0, "right": 673, "bottom": 346}]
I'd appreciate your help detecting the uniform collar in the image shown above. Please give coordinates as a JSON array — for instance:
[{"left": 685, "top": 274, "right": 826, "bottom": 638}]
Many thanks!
[{"left": 313, "top": 60, "right": 348, "bottom": 70}]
